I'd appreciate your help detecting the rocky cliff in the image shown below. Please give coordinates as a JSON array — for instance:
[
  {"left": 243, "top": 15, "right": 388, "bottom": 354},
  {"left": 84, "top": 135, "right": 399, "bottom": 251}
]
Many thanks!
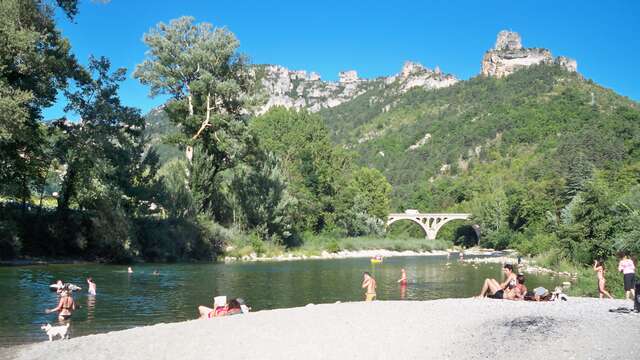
[
  {"left": 481, "top": 30, "right": 577, "bottom": 78},
  {"left": 253, "top": 61, "right": 458, "bottom": 114}
]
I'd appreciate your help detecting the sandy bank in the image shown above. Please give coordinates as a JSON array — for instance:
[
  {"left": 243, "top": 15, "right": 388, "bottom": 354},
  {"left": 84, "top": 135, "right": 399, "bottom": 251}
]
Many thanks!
[{"left": 6, "top": 298, "right": 639, "bottom": 360}]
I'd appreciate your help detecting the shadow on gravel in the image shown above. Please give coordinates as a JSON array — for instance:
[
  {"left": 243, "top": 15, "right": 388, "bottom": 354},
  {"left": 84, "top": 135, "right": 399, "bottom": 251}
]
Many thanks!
[{"left": 503, "top": 316, "right": 557, "bottom": 335}]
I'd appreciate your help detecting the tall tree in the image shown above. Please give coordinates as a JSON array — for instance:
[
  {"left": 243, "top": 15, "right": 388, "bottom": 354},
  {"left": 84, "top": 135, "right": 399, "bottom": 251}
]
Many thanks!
[
  {"left": 134, "top": 16, "right": 254, "bottom": 216},
  {"left": 0, "top": 0, "right": 84, "bottom": 203},
  {"left": 250, "top": 107, "right": 351, "bottom": 233},
  {"left": 133, "top": 16, "right": 252, "bottom": 161},
  {"left": 55, "top": 56, "right": 155, "bottom": 213}
]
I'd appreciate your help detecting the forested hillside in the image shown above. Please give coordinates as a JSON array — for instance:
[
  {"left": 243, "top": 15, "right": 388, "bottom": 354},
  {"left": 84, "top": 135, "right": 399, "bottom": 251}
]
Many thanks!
[
  {"left": 320, "top": 64, "right": 640, "bottom": 262},
  {"left": 2, "top": 3, "right": 638, "bottom": 271}
]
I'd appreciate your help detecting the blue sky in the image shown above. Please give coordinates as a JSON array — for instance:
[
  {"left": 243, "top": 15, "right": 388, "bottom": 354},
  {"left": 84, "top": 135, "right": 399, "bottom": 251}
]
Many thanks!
[{"left": 45, "top": 0, "right": 640, "bottom": 119}]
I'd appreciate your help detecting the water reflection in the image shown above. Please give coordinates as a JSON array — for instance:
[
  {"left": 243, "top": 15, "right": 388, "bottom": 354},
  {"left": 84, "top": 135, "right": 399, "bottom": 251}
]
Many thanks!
[{"left": 86, "top": 296, "right": 95, "bottom": 322}]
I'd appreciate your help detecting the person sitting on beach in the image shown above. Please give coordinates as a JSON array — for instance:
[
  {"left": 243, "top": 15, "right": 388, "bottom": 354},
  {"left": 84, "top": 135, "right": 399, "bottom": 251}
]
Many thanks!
[
  {"left": 362, "top": 272, "right": 377, "bottom": 301},
  {"left": 87, "top": 277, "right": 96, "bottom": 296},
  {"left": 477, "top": 264, "right": 517, "bottom": 299},
  {"left": 505, "top": 274, "right": 527, "bottom": 301},
  {"left": 398, "top": 268, "right": 407, "bottom": 286},
  {"left": 46, "top": 288, "right": 76, "bottom": 320},
  {"left": 594, "top": 260, "right": 613, "bottom": 299},
  {"left": 225, "top": 299, "right": 243, "bottom": 316},
  {"left": 199, "top": 296, "right": 228, "bottom": 319}
]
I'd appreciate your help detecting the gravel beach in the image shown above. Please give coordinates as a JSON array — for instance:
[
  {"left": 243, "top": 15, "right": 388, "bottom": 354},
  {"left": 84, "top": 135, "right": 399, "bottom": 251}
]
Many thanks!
[{"left": 4, "top": 298, "right": 639, "bottom": 360}]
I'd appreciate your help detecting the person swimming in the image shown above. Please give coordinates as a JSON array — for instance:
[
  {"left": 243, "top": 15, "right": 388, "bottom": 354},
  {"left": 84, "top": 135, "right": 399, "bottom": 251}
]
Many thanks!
[{"left": 127, "top": 267, "right": 133, "bottom": 274}]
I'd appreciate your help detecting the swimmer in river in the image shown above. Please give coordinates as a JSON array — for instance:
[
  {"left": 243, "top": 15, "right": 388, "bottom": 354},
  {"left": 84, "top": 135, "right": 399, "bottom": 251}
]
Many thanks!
[
  {"left": 127, "top": 267, "right": 133, "bottom": 274},
  {"left": 362, "top": 272, "right": 377, "bottom": 302},
  {"left": 87, "top": 277, "right": 96, "bottom": 296},
  {"left": 397, "top": 268, "right": 407, "bottom": 286}
]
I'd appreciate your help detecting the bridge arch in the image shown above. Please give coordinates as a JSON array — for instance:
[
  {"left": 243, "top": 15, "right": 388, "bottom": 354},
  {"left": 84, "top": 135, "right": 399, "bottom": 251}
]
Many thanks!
[{"left": 387, "top": 212, "right": 474, "bottom": 240}]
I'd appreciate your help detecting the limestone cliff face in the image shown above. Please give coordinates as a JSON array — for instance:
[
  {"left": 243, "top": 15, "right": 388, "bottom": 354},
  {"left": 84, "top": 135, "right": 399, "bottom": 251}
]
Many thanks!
[
  {"left": 253, "top": 62, "right": 457, "bottom": 114},
  {"left": 481, "top": 30, "right": 577, "bottom": 78}
]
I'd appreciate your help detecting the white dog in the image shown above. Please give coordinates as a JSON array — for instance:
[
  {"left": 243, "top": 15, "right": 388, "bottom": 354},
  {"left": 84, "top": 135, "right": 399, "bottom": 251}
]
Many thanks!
[
  {"left": 551, "top": 287, "right": 569, "bottom": 301},
  {"left": 41, "top": 323, "right": 70, "bottom": 341}
]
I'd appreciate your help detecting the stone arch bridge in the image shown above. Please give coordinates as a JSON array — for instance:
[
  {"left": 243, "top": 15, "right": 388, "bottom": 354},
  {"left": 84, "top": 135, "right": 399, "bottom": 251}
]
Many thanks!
[{"left": 387, "top": 211, "right": 478, "bottom": 240}]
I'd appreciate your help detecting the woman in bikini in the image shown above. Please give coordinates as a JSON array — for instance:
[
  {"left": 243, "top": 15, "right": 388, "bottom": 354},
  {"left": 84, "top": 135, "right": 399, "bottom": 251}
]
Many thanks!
[
  {"left": 477, "top": 264, "right": 517, "bottom": 299},
  {"left": 594, "top": 259, "right": 614, "bottom": 299},
  {"left": 46, "top": 289, "right": 76, "bottom": 320}
]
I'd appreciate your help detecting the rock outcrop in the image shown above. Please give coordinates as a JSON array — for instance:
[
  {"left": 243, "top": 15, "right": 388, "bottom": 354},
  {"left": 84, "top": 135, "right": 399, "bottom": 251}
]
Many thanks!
[
  {"left": 386, "top": 61, "right": 458, "bottom": 93},
  {"left": 254, "top": 62, "right": 457, "bottom": 114},
  {"left": 481, "top": 30, "right": 577, "bottom": 78}
]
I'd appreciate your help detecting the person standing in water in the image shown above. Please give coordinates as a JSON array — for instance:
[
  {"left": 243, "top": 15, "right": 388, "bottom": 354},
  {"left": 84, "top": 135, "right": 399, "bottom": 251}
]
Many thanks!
[
  {"left": 397, "top": 268, "right": 407, "bottom": 286},
  {"left": 593, "top": 260, "right": 613, "bottom": 299},
  {"left": 46, "top": 288, "right": 76, "bottom": 320},
  {"left": 127, "top": 267, "right": 133, "bottom": 274},
  {"left": 87, "top": 277, "right": 96, "bottom": 296},
  {"left": 618, "top": 253, "right": 636, "bottom": 301},
  {"left": 362, "top": 272, "right": 377, "bottom": 301}
]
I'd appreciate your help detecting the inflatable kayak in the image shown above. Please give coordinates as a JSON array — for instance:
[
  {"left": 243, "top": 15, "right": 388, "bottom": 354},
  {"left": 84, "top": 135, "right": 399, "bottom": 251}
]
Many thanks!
[{"left": 370, "top": 258, "right": 383, "bottom": 264}]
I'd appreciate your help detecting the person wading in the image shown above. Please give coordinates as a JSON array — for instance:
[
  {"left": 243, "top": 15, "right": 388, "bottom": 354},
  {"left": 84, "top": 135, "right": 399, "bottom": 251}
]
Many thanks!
[{"left": 362, "top": 272, "right": 377, "bottom": 302}]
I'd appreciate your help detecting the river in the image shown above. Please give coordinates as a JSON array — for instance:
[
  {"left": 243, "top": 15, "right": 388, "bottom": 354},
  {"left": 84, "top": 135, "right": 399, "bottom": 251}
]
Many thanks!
[{"left": 0, "top": 255, "right": 560, "bottom": 347}]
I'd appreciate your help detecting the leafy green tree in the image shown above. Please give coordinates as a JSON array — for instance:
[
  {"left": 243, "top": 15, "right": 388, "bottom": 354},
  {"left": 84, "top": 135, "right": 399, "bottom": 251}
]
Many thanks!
[
  {"left": 231, "top": 154, "right": 297, "bottom": 245},
  {"left": 250, "top": 107, "right": 351, "bottom": 233},
  {"left": 134, "top": 16, "right": 254, "bottom": 216},
  {"left": 335, "top": 167, "right": 392, "bottom": 236},
  {"left": 55, "top": 57, "right": 150, "bottom": 212},
  {"left": 157, "top": 159, "right": 195, "bottom": 219},
  {"left": 0, "top": 0, "right": 84, "bottom": 204},
  {"left": 133, "top": 16, "right": 252, "bottom": 158},
  {"left": 558, "top": 175, "right": 618, "bottom": 264}
]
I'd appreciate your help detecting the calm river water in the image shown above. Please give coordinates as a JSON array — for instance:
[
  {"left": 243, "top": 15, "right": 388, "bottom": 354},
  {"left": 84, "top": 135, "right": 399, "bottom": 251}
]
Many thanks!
[{"left": 0, "top": 255, "right": 559, "bottom": 346}]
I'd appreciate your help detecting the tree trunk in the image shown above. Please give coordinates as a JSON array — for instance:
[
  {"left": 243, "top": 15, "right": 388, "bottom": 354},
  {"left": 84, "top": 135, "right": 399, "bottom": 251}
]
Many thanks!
[{"left": 186, "top": 89, "right": 195, "bottom": 163}]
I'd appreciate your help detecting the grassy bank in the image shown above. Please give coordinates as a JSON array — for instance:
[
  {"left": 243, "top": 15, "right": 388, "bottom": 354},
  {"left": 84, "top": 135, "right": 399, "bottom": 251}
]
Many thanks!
[{"left": 224, "top": 234, "right": 452, "bottom": 259}]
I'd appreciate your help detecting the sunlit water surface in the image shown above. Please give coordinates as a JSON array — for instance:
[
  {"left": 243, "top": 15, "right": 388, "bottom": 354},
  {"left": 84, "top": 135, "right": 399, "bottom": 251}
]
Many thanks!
[{"left": 0, "top": 255, "right": 560, "bottom": 346}]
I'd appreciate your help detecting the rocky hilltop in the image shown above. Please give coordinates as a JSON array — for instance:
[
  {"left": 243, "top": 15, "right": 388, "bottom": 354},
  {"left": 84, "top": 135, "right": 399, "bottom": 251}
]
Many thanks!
[
  {"left": 253, "top": 61, "right": 457, "bottom": 114},
  {"left": 481, "top": 30, "right": 577, "bottom": 78},
  {"left": 254, "top": 30, "right": 577, "bottom": 114}
]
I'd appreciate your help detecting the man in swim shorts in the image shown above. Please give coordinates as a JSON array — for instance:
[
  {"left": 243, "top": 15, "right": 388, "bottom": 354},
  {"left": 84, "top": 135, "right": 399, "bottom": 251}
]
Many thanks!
[{"left": 362, "top": 272, "right": 377, "bottom": 301}]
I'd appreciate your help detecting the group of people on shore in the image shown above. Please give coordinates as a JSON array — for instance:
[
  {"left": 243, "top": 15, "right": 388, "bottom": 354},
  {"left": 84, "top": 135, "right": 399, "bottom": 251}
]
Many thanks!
[{"left": 477, "top": 252, "right": 636, "bottom": 302}]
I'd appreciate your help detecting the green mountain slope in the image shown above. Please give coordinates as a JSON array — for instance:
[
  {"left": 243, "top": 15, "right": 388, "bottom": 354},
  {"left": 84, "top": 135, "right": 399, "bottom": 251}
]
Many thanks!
[{"left": 319, "top": 64, "right": 640, "bottom": 211}]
